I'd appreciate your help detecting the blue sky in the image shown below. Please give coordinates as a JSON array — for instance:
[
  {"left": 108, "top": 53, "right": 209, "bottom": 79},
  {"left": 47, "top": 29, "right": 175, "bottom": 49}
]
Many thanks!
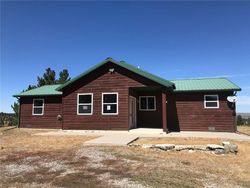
[{"left": 1, "top": 1, "right": 250, "bottom": 113}]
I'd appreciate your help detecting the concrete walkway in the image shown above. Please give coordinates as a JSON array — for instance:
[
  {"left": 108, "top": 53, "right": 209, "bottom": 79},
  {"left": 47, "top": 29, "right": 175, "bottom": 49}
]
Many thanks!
[
  {"left": 34, "top": 129, "right": 250, "bottom": 143},
  {"left": 166, "top": 131, "right": 250, "bottom": 141},
  {"left": 84, "top": 134, "right": 138, "bottom": 146}
]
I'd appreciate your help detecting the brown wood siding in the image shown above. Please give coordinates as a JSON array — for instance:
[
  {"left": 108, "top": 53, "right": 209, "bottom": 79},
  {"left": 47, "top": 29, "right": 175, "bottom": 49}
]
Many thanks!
[
  {"left": 62, "top": 62, "right": 163, "bottom": 130},
  {"left": 167, "top": 92, "right": 236, "bottom": 132},
  {"left": 18, "top": 61, "right": 237, "bottom": 132},
  {"left": 136, "top": 91, "right": 162, "bottom": 128},
  {"left": 20, "top": 96, "right": 62, "bottom": 129}
]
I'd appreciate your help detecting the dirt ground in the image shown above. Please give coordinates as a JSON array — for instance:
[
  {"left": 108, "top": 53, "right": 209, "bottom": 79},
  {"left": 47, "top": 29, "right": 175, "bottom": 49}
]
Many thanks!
[
  {"left": 237, "top": 126, "right": 250, "bottom": 135},
  {"left": 1, "top": 128, "right": 250, "bottom": 188}
]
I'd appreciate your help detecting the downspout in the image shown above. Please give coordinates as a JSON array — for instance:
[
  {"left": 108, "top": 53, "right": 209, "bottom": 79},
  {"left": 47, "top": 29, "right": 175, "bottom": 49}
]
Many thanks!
[{"left": 234, "top": 91, "right": 237, "bottom": 132}]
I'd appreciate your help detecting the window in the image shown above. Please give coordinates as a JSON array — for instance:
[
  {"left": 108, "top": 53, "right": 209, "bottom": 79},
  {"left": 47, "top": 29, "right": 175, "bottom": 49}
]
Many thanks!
[
  {"left": 204, "top": 95, "right": 219, "bottom": 108},
  {"left": 139, "top": 96, "right": 156, "bottom": 111},
  {"left": 102, "top": 92, "right": 118, "bottom": 115},
  {"left": 32, "top": 99, "right": 44, "bottom": 115},
  {"left": 77, "top": 93, "right": 93, "bottom": 115}
]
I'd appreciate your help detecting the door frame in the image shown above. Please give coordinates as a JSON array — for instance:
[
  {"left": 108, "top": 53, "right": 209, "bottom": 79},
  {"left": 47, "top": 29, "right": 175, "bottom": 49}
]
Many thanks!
[{"left": 129, "top": 96, "right": 137, "bottom": 129}]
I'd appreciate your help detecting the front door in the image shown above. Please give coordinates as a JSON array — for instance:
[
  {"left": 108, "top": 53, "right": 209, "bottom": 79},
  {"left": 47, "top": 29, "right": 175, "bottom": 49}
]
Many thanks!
[{"left": 129, "top": 96, "right": 137, "bottom": 129}]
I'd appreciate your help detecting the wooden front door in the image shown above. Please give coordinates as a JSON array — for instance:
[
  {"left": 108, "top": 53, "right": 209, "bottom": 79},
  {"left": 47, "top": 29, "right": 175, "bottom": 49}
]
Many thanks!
[{"left": 129, "top": 96, "right": 137, "bottom": 129}]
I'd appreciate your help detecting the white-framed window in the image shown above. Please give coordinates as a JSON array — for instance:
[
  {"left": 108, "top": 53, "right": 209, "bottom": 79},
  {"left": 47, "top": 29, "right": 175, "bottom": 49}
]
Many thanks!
[
  {"left": 32, "top": 99, "right": 44, "bottom": 115},
  {"left": 204, "top": 95, "right": 219, "bottom": 108},
  {"left": 139, "top": 96, "right": 156, "bottom": 111},
  {"left": 77, "top": 93, "right": 93, "bottom": 115},
  {"left": 102, "top": 92, "right": 118, "bottom": 115}
]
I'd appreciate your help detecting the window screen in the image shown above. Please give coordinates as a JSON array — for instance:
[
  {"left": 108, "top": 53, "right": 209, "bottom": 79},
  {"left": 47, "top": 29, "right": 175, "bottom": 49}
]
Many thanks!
[
  {"left": 102, "top": 93, "right": 118, "bottom": 115},
  {"left": 33, "top": 99, "right": 44, "bottom": 115},
  {"left": 78, "top": 94, "right": 93, "bottom": 115},
  {"left": 204, "top": 95, "right": 219, "bottom": 108},
  {"left": 139, "top": 96, "right": 156, "bottom": 111}
]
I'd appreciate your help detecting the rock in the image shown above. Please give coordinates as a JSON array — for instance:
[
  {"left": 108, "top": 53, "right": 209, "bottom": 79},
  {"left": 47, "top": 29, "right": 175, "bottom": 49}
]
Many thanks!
[
  {"left": 206, "top": 144, "right": 224, "bottom": 150},
  {"left": 192, "top": 145, "right": 207, "bottom": 151},
  {"left": 154, "top": 144, "right": 175, "bottom": 151},
  {"left": 221, "top": 142, "right": 238, "bottom": 154},
  {"left": 141, "top": 144, "right": 153, "bottom": 149},
  {"left": 128, "top": 144, "right": 140, "bottom": 147},
  {"left": 175, "top": 145, "right": 206, "bottom": 151},
  {"left": 222, "top": 141, "right": 230, "bottom": 146},
  {"left": 229, "top": 144, "right": 238, "bottom": 154},
  {"left": 175, "top": 145, "right": 191, "bottom": 151},
  {"left": 214, "top": 149, "right": 225, "bottom": 155},
  {"left": 223, "top": 144, "right": 230, "bottom": 154}
]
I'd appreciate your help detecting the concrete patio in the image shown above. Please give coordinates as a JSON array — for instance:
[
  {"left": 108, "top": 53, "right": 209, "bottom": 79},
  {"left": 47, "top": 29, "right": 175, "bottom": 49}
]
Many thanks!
[{"left": 34, "top": 128, "right": 250, "bottom": 146}]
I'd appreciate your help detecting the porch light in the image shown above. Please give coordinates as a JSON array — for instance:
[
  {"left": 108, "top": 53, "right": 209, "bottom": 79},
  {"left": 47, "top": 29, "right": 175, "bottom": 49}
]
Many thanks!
[{"left": 109, "top": 68, "right": 115, "bottom": 73}]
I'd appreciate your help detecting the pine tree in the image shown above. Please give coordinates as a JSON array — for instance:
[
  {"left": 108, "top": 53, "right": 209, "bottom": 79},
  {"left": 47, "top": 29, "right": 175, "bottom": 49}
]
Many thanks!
[
  {"left": 237, "top": 115, "right": 243, "bottom": 125},
  {"left": 57, "top": 69, "right": 71, "bottom": 84},
  {"left": 37, "top": 68, "right": 57, "bottom": 87},
  {"left": 11, "top": 102, "right": 19, "bottom": 126}
]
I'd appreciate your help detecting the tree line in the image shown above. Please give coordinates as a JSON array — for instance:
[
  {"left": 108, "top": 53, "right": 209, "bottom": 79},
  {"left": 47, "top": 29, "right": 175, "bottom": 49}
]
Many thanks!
[
  {"left": 0, "top": 68, "right": 70, "bottom": 127},
  {"left": 237, "top": 115, "right": 250, "bottom": 126}
]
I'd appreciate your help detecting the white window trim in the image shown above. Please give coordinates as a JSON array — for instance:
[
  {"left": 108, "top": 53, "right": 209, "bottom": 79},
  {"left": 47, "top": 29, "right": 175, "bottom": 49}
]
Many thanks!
[
  {"left": 102, "top": 92, "right": 118, "bottom": 115},
  {"left": 139, "top": 96, "right": 156, "bottom": 111},
  {"left": 77, "top": 93, "right": 93, "bottom": 115},
  {"left": 32, "top": 99, "right": 44, "bottom": 115},
  {"left": 204, "top": 95, "right": 219, "bottom": 109}
]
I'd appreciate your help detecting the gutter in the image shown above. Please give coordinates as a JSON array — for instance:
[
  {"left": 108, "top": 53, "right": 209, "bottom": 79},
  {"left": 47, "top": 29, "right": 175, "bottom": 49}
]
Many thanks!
[{"left": 173, "top": 89, "right": 241, "bottom": 93}]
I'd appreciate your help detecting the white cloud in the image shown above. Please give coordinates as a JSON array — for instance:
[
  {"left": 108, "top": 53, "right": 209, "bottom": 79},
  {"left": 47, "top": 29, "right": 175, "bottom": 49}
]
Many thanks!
[{"left": 237, "top": 96, "right": 250, "bottom": 105}]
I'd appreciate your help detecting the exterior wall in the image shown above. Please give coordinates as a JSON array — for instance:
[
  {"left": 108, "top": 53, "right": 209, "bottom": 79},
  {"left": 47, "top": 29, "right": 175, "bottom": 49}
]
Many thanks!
[
  {"left": 167, "top": 91, "right": 236, "bottom": 132},
  {"left": 136, "top": 91, "right": 162, "bottom": 128},
  {"left": 19, "top": 96, "right": 62, "bottom": 129},
  {"left": 18, "top": 61, "right": 237, "bottom": 132},
  {"left": 62, "top": 62, "right": 162, "bottom": 130}
]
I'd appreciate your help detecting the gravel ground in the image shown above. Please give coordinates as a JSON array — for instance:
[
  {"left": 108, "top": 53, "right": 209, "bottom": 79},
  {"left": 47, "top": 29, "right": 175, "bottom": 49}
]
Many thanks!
[{"left": 75, "top": 147, "right": 148, "bottom": 188}]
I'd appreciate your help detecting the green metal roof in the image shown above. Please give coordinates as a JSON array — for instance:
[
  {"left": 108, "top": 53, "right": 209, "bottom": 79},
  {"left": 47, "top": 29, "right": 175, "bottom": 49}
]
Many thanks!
[
  {"left": 13, "top": 60, "right": 241, "bottom": 97},
  {"left": 171, "top": 78, "right": 241, "bottom": 92},
  {"left": 56, "top": 58, "right": 175, "bottom": 91},
  {"left": 14, "top": 84, "right": 62, "bottom": 97}
]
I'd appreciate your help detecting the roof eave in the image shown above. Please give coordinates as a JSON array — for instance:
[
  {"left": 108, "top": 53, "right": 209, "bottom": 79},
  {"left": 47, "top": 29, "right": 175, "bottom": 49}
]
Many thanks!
[
  {"left": 173, "top": 88, "right": 241, "bottom": 93},
  {"left": 13, "top": 94, "right": 63, "bottom": 97}
]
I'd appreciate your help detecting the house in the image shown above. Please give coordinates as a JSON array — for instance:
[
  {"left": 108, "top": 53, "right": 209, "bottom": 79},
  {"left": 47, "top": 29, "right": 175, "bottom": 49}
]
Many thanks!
[{"left": 14, "top": 58, "right": 241, "bottom": 132}]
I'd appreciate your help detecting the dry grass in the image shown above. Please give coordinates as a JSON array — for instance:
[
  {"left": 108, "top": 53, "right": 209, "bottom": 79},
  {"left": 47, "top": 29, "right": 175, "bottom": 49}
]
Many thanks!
[
  {"left": 237, "top": 126, "right": 250, "bottom": 135},
  {"left": 1, "top": 128, "right": 250, "bottom": 187},
  {"left": 0, "top": 128, "right": 97, "bottom": 152},
  {"left": 116, "top": 137, "right": 250, "bottom": 187}
]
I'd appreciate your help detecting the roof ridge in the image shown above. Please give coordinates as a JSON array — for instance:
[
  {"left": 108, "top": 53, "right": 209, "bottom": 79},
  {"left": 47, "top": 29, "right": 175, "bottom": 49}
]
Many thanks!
[
  {"left": 118, "top": 60, "right": 173, "bottom": 84},
  {"left": 57, "top": 58, "right": 174, "bottom": 90},
  {"left": 40, "top": 84, "right": 62, "bottom": 87},
  {"left": 171, "top": 77, "right": 228, "bottom": 81}
]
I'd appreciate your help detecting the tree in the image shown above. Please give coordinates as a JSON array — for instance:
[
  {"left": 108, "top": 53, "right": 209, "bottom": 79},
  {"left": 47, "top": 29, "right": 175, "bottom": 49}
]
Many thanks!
[
  {"left": 0, "top": 112, "right": 4, "bottom": 126},
  {"left": 237, "top": 115, "right": 243, "bottom": 125},
  {"left": 27, "top": 84, "right": 37, "bottom": 90},
  {"left": 11, "top": 68, "right": 71, "bottom": 126},
  {"left": 57, "top": 69, "right": 71, "bottom": 84},
  {"left": 37, "top": 68, "right": 56, "bottom": 87},
  {"left": 11, "top": 102, "right": 19, "bottom": 126},
  {"left": 247, "top": 118, "right": 250, "bottom": 126},
  {"left": 36, "top": 68, "right": 70, "bottom": 86}
]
